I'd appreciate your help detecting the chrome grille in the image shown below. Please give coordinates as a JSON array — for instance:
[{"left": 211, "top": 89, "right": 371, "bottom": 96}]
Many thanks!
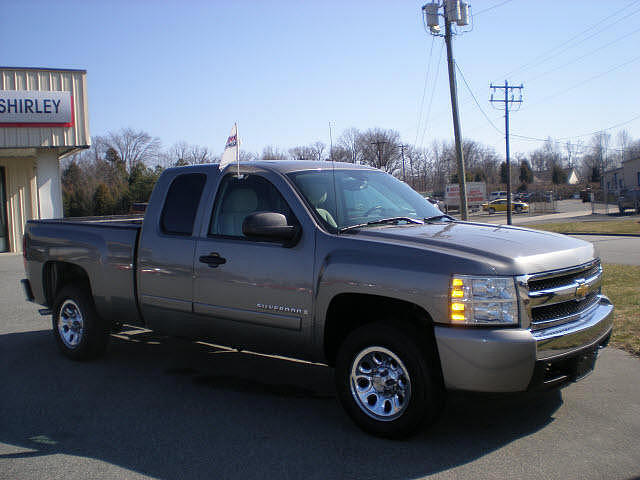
[
  {"left": 527, "top": 261, "right": 601, "bottom": 292},
  {"left": 522, "top": 260, "right": 603, "bottom": 332}
]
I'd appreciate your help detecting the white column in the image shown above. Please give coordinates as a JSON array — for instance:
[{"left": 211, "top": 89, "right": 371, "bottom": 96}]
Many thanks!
[{"left": 36, "top": 150, "right": 63, "bottom": 219}]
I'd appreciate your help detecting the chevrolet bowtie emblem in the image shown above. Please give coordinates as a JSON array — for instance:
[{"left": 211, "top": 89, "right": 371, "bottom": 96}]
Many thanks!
[{"left": 575, "top": 281, "right": 589, "bottom": 300}]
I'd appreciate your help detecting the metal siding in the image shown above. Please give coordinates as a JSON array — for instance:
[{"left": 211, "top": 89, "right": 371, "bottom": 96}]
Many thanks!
[
  {"left": 0, "top": 68, "right": 89, "bottom": 148},
  {"left": 0, "top": 156, "right": 37, "bottom": 252}
]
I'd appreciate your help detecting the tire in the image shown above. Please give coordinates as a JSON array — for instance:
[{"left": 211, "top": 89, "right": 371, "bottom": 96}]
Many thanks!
[
  {"left": 488, "top": 207, "right": 495, "bottom": 214},
  {"left": 515, "top": 205, "right": 523, "bottom": 214},
  {"left": 335, "top": 322, "right": 443, "bottom": 438},
  {"left": 52, "top": 284, "right": 110, "bottom": 360}
]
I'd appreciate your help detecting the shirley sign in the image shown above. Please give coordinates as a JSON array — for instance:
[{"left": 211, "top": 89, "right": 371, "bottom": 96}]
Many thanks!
[{"left": 0, "top": 90, "right": 74, "bottom": 127}]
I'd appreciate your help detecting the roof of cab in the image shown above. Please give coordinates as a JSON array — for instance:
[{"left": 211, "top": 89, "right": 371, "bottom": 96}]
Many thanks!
[{"left": 165, "top": 160, "right": 375, "bottom": 176}]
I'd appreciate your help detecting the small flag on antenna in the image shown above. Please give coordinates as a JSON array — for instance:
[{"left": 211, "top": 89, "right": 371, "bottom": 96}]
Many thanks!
[{"left": 220, "top": 123, "right": 239, "bottom": 170}]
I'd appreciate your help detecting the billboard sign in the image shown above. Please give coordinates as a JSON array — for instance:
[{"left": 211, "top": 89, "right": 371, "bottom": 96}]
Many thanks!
[
  {"left": 445, "top": 182, "right": 486, "bottom": 206},
  {"left": 0, "top": 90, "right": 74, "bottom": 127}
]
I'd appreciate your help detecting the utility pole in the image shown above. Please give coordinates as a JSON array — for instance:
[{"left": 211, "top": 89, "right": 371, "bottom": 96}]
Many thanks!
[
  {"left": 399, "top": 144, "right": 408, "bottom": 182},
  {"left": 422, "top": 0, "right": 471, "bottom": 220},
  {"left": 490, "top": 80, "right": 523, "bottom": 225},
  {"left": 371, "top": 141, "right": 388, "bottom": 170}
]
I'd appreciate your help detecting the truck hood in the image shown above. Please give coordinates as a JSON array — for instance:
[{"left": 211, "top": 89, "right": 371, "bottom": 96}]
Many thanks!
[{"left": 352, "top": 221, "right": 596, "bottom": 275}]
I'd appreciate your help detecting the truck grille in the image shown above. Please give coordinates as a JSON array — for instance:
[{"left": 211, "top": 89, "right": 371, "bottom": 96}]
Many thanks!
[{"left": 523, "top": 260, "right": 602, "bottom": 332}]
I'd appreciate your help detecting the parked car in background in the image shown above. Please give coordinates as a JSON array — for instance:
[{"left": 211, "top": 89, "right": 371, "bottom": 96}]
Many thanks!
[
  {"left": 482, "top": 198, "right": 529, "bottom": 214},
  {"left": 489, "top": 190, "right": 507, "bottom": 201},
  {"left": 618, "top": 188, "right": 640, "bottom": 214},
  {"left": 425, "top": 196, "right": 445, "bottom": 212}
]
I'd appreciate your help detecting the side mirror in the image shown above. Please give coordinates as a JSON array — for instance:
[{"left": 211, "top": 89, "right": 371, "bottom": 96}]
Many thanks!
[{"left": 242, "top": 212, "right": 300, "bottom": 246}]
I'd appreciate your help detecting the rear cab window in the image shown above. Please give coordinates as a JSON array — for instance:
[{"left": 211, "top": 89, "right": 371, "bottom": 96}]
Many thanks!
[{"left": 160, "top": 173, "right": 207, "bottom": 235}]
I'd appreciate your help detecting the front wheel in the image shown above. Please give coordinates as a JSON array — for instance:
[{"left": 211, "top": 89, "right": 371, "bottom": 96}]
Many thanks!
[
  {"left": 335, "top": 322, "right": 443, "bottom": 438},
  {"left": 488, "top": 207, "right": 495, "bottom": 214},
  {"left": 52, "top": 284, "right": 110, "bottom": 360}
]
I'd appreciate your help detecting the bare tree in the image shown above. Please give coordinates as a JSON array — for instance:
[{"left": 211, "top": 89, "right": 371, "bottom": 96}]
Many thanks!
[
  {"left": 289, "top": 146, "right": 316, "bottom": 160},
  {"left": 358, "top": 128, "right": 400, "bottom": 173},
  {"left": 338, "top": 127, "right": 361, "bottom": 164},
  {"left": 261, "top": 145, "right": 288, "bottom": 160},
  {"left": 565, "top": 140, "right": 583, "bottom": 169},
  {"left": 310, "top": 141, "right": 326, "bottom": 162},
  {"left": 101, "top": 128, "right": 162, "bottom": 170}
]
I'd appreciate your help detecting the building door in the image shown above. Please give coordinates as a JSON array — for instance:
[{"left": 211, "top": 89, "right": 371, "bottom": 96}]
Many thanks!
[{"left": 0, "top": 167, "right": 8, "bottom": 252}]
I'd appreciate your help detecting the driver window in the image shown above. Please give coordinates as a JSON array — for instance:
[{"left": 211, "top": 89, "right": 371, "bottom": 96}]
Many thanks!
[{"left": 210, "top": 174, "right": 294, "bottom": 238}]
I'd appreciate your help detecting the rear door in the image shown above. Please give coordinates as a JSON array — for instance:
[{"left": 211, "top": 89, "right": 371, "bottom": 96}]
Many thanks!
[
  {"left": 138, "top": 172, "right": 208, "bottom": 332},
  {"left": 192, "top": 170, "right": 315, "bottom": 356}
]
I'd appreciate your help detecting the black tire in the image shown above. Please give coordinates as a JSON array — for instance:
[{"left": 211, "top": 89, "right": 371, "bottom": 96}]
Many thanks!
[
  {"left": 488, "top": 207, "right": 495, "bottom": 214},
  {"left": 335, "top": 322, "right": 443, "bottom": 438},
  {"left": 52, "top": 284, "right": 110, "bottom": 360},
  {"left": 515, "top": 205, "right": 523, "bottom": 214}
]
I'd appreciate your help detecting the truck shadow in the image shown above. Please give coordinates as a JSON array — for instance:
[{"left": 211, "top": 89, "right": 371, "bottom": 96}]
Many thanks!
[{"left": 0, "top": 328, "right": 562, "bottom": 480}]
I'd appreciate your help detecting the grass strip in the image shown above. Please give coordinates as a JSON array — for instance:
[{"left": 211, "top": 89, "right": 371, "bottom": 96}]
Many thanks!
[
  {"left": 602, "top": 264, "right": 640, "bottom": 356},
  {"left": 526, "top": 219, "right": 640, "bottom": 235}
]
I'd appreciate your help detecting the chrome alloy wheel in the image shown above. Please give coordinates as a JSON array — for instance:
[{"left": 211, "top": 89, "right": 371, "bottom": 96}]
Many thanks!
[
  {"left": 57, "top": 299, "right": 84, "bottom": 349},
  {"left": 349, "top": 346, "right": 412, "bottom": 421}
]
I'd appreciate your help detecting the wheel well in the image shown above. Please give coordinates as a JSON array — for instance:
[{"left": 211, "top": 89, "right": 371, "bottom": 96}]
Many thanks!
[
  {"left": 43, "top": 261, "right": 91, "bottom": 307},
  {"left": 323, "top": 293, "right": 439, "bottom": 367}
]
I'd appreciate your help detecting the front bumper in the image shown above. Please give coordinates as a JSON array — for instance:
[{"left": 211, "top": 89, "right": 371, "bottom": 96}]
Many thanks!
[{"left": 434, "top": 295, "right": 614, "bottom": 392}]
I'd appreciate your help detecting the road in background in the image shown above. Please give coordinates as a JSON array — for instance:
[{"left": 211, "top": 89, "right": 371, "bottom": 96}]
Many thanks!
[
  {"left": 1, "top": 254, "right": 639, "bottom": 480},
  {"left": 571, "top": 235, "right": 640, "bottom": 266}
]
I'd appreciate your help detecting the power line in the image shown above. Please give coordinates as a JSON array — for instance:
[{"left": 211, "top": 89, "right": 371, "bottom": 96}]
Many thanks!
[
  {"left": 455, "top": 62, "right": 503, "bottom": 135},
  {"left": 525, "top": 23, "right": 640, "bottom": 84},
  {"left": 522, "top": 54, "right": 640, "bottom": 111},
  {"left": 510, "top": 113, "right": 640, "bottom": 145},
  {"left": 494, "top": 0, "right": 640, "bottom": 82},
  {"left": 418, "top": 41, "right": 445, "bottom": 150},
  {"left": 473, "top": 0, "right": 515, "bottom": 16},
  {"left": 414, "top": 36, "right": 436, "bottom": 146}
]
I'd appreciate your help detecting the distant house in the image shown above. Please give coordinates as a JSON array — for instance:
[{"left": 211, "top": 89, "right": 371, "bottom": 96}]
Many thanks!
[
  {"left": 603, "top": 167, "right": 624, "bottom": 194},
  {"left": 604, "top": 157, "right": 640, "bottom": 193},
  {"left": 622, "top": 157, "right": 640, "bottom": 189},
  {"left": 534, "top": 167, "right": 580, "bottom": 185}
]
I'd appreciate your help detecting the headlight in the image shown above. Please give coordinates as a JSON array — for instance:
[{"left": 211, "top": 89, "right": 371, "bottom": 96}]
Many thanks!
[{"left": 450, "top": 275, "right": 518, "bottom": 326}]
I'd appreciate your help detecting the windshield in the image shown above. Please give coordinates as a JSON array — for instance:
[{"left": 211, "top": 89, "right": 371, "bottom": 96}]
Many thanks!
[{"left": 287, "top": 169, "right": 442, "bottom": 231}]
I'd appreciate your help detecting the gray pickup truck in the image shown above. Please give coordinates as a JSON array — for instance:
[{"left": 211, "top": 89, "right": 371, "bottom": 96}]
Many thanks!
[{"left": 22, "top": 161, "right": 613, "bottom": 437}]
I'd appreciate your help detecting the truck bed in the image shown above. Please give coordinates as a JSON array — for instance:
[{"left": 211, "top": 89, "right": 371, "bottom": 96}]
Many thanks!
[{"left": 24, "top": 216, "right": 143, "bottom": 325}]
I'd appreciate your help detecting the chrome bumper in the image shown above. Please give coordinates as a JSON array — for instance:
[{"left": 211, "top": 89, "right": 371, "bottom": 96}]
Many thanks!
[
  {"left": 532, "top": 295, "right": 613, "bottom": 361},
  {"left": 434, "top": 295, "right": 614, "bottom": 393}
]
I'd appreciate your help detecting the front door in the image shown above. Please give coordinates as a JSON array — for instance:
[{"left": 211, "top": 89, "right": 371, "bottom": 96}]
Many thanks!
[{"left": 192, "top": 172, "right": 315, "bottom": 357}]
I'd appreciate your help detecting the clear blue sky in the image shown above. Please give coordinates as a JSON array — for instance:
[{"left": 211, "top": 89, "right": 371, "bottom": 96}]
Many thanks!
[{"left": 3, "top": 0, "right": 639, "bottom": 158}]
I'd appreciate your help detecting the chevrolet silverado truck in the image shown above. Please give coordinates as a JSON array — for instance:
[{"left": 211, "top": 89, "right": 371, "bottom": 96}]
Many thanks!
[{"left": 22, "top": 161, "right": 613, "bottom": 437}]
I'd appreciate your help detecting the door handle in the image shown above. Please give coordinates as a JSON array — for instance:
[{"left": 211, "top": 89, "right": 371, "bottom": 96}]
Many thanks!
[{"left": 199, "top": 253, "right": 226, "bottom": 267}]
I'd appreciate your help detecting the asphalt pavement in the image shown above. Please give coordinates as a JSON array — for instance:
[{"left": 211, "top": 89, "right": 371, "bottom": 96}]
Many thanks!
[{"left": 1, "top": 254, "right": 639, "bottom": 480}]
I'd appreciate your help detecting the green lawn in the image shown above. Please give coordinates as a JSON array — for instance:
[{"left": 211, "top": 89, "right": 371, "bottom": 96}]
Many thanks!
[
  {"left": 527, "top": 219, "right": 640, "bottom": 235},
  {"left": 602, "top": 264, "right": 640, "bottom": 356}
]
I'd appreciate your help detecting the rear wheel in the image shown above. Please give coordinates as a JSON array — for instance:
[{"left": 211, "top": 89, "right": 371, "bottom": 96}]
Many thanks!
[
  {"left": 335, "top": 322, "right": 443, "bottom": 438},
  {"left": 515, "top": 205, "right": 523, "bottom": 213},
  {"left": 488, "top": 207, "right": 495, "bottom": 214},
  {"left": 52, "top": 284, "right": 110, "bottom": 360}
]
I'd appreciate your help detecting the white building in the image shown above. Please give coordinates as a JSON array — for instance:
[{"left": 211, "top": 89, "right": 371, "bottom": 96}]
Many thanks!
[{"left": 0, "top": 67, "right": 90, "bottom": 252}]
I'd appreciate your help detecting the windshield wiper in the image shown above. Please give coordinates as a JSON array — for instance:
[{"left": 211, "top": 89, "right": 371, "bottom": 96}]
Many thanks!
[
  {"left": 423, "top": 214, "right": 455, "bottom": 223},
  {"left": 339, "top": 217, "right": 423, "bottom": 233}
]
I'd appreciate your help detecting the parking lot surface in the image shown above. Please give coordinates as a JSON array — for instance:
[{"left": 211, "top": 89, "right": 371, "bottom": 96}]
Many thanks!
[{"left": 1, "top": 254, "right": 639, "bottom": 480}]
